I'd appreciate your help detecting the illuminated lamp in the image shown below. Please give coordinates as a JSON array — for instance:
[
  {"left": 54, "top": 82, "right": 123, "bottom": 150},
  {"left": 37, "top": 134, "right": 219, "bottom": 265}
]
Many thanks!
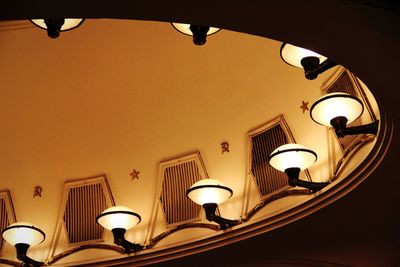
[
  {"left": 310, "top": 92, "right": 379, "bottom": 137},
  {"left": 269, "top": 144, "right": 329, "bottom": 192},
  {"left": 172, "top": 23, "right": 220, "bottom": 45},
  {"left": 97, "top": 206, "right": 144, "bottom": 253},
  {"left": 280, "top": 43, "right": 337, "bottom": 80},
  {"left": 30, "top": 18, "right": 84, "bottom": 38},
  {"left": 2, "top": 222, "right": 45, "bottom": 266},
  {"left": 187, "top": 179, "right": 240, "bottom": 229}
]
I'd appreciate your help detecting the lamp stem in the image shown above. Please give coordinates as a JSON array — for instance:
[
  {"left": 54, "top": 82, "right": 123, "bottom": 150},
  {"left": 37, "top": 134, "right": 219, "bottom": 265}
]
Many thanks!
[
  {"left": 111, "top": 228, "right": 143, "bottom": 253},
  {"left": 302, "top": 57, "right": 338, "bottom": 80},
  {"left": 330, "top": 116, "right": 348, "bottom": 131},
  {"left": 189, "top": 25, "right": 210, "bottom": 45},
  {"left": 285, "top": 168, "right": 329, "bottom": 192},
  {"left": 285, "top": 167, "right": 301, "bottom": 182},
  {"left": 111, "top": 228, "right": 126, "bottom": 246},
  {"left": 202, "top": 203, "right": 240, "bottom": 229},
  {"left": 15, "top": 243, "right": 44, "bottom": 266},
  {"left": 44, "top": 18, "right": 65, "bottom": 38},
  {"left": 202, "top": 202, "right": 217, "bottom": 222},
  {"left": 301, "top": 56, "right": 320, "bottom": 80}
]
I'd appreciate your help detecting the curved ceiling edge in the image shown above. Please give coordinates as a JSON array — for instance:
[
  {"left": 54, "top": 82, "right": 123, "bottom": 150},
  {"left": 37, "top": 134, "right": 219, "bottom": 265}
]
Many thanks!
[
  {"left": 0, "top": 2, "right": 398, "bottom": 266},
  {"left": 81, "top": 102, "right": 392, "bottom": 267}
]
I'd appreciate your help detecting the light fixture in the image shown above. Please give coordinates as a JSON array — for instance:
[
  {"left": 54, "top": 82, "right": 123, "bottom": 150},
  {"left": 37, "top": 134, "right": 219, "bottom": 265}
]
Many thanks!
[
  {"left": 96, "top": 206, "right": 144, "bottom": 253},
  {"left": 280, "top": 43, "right": 337, "bottom": 80},
  {"left": 310, "top": 92, "right": 379, "bottom": 137},
  {"left": 172, "top": 23, "right": 220, "bottom": 45},
  {"left": 2, "top": 222, "right": 45, "bottom": 266},
  {"left": 187, "top": 179, "right": 240, "bottom": 229},
  {"left": 30, "top": 18, "right": 84, "bottom": 38},
  {"left": 269, "top": 144, "right": 329, "bottom": 192}
]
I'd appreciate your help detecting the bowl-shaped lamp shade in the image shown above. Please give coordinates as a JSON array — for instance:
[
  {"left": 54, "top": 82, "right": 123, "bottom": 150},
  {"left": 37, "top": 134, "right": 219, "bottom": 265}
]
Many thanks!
[
  {"left": 97, "top": 206, "right": 141, "bottom": 231},
  {"left": 187, "top": 179, "right": 233, "bottom": 206},
  {"left": 269, "top": 144, "right": 317, "bottom": 172},
  {"left": 310, "top": 92, "right": 364, "bottom": 127},
  {"left": 2, "top": 222, "right": 45, "bottom": 247},
  {"left": 30, "top": 18, "right": 84, "bottom": 31},
  {"left": 171, "top": 23, "right": 220, "bottom": 36},
  {"left": 280, "top": 43, "right": 328, "bottom": 68}
]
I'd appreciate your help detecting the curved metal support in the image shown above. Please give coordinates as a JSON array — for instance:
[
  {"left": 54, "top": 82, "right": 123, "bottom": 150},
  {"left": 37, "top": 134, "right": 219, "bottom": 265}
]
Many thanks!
[
  {"left": 0, "top": 258, "right": 22, "bottom": 267},
  {"left": 285, "top": 168, "right": 330, "bottom": 192},
  {"left": 289, "top": 178, "right": 330, "bottom": 192},
  {"left": 241, "top": 188, "right": 312, "bottom": 222},
  {"left": 332, "top": 134, "right": 376, "bottom": 181},
  {"left": 147, "top": 222, "right": 219, "bottom": 249},
  {"left": 47, "top": 244, "right": 124, "bottom": 265},
  {"left": 209, "top": 214, "right": 242, "bottom": 230}
]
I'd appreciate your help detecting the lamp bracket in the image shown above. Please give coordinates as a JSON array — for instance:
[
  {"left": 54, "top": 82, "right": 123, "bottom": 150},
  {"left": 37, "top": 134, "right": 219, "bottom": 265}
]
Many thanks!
[
  {"left": 285, "top": 168, "right": 329, "bottom": 192},
  {"left": 302, "top": 57, "right": 338, "bottom": 80},
  {"left": 289, "top": 178, "right": 330, "bottom": 192},
  {"left": 202, "top": 203, "right": 240, "bottom": 230},
  {"left": 15, "top": 243, "right": 44, "bottom": 266},
  {"left": 301, "top": 56, "right": 320, "bottom": 80},
  {"left": 335, "top": 120, "right": 379, "bottom": 138},
  {"left": 330, "top": 116, "right": 348, "bottom": 131},
  {"left": 111, "top": 228, "right": 144, "bottom": 254},
  {"left": 285, "top": 167, "right": 301, "bottom": 181},
  {"left": 44, "top": 18, "right": 65, "bottom": 38},
  {"left": 189, "top": 25, "right": 210, "bottom": 45}
]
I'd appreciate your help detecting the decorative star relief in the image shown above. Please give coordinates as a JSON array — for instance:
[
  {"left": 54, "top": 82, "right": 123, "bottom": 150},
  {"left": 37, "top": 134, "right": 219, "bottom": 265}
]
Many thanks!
[
  {"left": 300, "top": 101, "right": 309, "bottom": 113},
  {"left": 130, "top": 169, "right": 140, "bottom": 180}
]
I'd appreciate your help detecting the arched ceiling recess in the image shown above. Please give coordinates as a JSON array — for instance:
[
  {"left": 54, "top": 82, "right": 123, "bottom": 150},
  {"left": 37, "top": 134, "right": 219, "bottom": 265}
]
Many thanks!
[{"left": 0, "top": 1, "right": 396, "bottom": 266}]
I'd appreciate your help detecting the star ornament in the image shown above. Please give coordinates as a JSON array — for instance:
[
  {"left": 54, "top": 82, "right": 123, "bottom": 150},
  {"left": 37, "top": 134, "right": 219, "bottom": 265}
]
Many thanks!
[
  {"left": 130, "top": 169, "right": 140, "bottom": 180},
  {"left": 300, "top": 101, "right": 309, "bottom": 113}
]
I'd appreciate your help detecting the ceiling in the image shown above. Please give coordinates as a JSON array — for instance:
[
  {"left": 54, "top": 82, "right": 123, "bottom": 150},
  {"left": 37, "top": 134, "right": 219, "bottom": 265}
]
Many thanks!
[{"left": 0, "top": 1, "right": 399, "bottom": 266}]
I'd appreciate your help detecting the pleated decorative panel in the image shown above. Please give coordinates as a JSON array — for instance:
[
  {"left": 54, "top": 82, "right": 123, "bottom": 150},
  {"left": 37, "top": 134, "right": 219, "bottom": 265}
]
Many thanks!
[
  {"left": 326, "top": 70, "right": 357, "bottom": 95},
  {"left": 63, "top": 183, "right": 107, "bottom": 244},
  {"left": 159, "top": 152, "right": 207, "bottom": 226},
  {"left": 325, "top": 70, "right": 361, "bottom": 149},
  {"left": 0, "top": 198, "right": 9, "bottom": 253},
  {"left": 251, "top": 124, "right": 289, "bottom": 197},
  {"left": 49, "top": 174, "right": 116, "bottom": 248},
  {"left": 0, "top": 191, "right": 16, "bottom": 255}
]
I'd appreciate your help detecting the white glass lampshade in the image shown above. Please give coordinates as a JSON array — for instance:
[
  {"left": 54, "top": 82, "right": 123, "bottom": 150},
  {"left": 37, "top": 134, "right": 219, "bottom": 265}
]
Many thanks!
[
  {"left": 269, "top": 144, "right": 317, "bottom": 172},
  {"left": 310, "top": 92, "right": 364, "bottom": 127},
  {"left": 187, "top": 179, "right": 233, "bottom": 206},
  {"left": 30, "top": 18, "right": 84, "bottom": 31},
  {"left": 2, "top": 222, "right": 45, "bottom": 246},
  {"left": 280, "top": 43, "right": 328, "bottom": 68},
  {"left": 97, "top": 206, "right": 141, "bottom": 231},
  {"left": 171, "top": 23, "right": 220, "bottom": 36}
]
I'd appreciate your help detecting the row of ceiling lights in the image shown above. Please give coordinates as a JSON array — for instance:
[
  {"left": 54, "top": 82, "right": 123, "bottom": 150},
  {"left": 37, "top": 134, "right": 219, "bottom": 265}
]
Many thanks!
[
  {"left": 29, "top": 18, "right": 218, "bottom": 45},
  {"left": 3, "top": 18, "right": 379, "bottom": 266},
  {"left": 1, "top": 93, "right": 378, "bottom": 265},
  {"left": 29, "top": 18, "right": 340, "bottom": 81}
]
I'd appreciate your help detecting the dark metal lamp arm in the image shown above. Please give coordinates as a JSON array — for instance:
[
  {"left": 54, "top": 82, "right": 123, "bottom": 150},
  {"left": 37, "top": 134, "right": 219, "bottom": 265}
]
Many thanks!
[
  {"left": 203, "top": 203, "right": 240, "bottom": 230},
  {"left": 111, "top": 228, "right": 144, "bottom": 254},
  {"left": 335, "top": 120, "right": 379, "bottom": 138}
]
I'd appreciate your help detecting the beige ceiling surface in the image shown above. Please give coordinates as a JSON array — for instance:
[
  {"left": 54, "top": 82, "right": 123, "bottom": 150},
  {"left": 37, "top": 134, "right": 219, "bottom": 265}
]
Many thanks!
[{"left": 0, "top": 19, "right": 340, "bottom": 262}]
